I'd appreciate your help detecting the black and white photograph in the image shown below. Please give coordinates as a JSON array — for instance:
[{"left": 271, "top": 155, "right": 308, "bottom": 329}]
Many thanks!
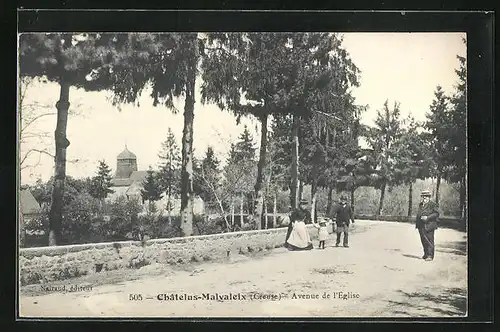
[{"left": 17, "top": 29, "right": 470, "bottom": 318}]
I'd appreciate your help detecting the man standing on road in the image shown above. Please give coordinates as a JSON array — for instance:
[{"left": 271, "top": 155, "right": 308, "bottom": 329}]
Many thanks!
[
  {"left": 416, "top": 190, "right": 440, "bottom": 261},
  {"left": 330, "top": 194, "right": 355, "bottom": 248}
]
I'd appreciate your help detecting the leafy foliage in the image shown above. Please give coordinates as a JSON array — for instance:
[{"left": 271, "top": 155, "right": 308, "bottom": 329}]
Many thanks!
[
  {"left": 424, "top": 85, "right": 452, "bottom": 179},
  {"left": 157, "top": 127, "right": 181, "bottom": 198},
  {"left": 88, "top": 160, "right": 115, "bottom": 201},
  {"left": 228, "top": 125, "right": 256, "bottom": 163},
  {"left": 61, "top": 192, "right": 100, "bottom": 244},
  {"left": 141, "top": 167, "right": 164, "bottom": 204},
  {"left": 198, "top": 146, "right": 221, "bottom": 208},
  {"left": 391, "top": 115, "right": 432, "bottom": 185},
  {"left": 446, "top": 54, "right": 467, "bottom": 184},
  {"left": 366, "top": 100, "right": 403, "bottom": 189}
]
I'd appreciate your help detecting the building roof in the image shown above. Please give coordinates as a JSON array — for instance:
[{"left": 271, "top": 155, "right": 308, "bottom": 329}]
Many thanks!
[
  {"left": 117, "top": 146, "right": 137, "bottom": 160},
  {"left": 126, "top": 181, "right": 144, "bottom": 196},
  {"left": 111, "top": 170, "right": 148, "bottom": 187},
  {"left": 19, "top": 189, "right": 41, "bottom": 215},
  {"left": 111, "top": 178, "right": 132, "bottom": 187},
  {"left": 129, "top": 170, "right": 148, "bottom": 183}
]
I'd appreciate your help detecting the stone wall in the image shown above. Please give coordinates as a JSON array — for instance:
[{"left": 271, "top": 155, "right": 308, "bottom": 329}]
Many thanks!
[{"left": 19, "top": 226, "right": 318, "bottom": 286}]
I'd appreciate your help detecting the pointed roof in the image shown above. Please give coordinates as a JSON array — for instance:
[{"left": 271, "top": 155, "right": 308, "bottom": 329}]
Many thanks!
[
  {"left": 19, "top": 189, "right": 41, "bottom": 215},
  {"left": 117, "top": 146, "right": 137, "bottom": 160}
]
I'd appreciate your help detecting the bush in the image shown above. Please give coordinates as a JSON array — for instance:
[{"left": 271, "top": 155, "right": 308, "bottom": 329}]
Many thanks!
[
  {"left": 94, "top": 196, "right": 142, "bottom": 241},
  {"left": 193, "top": 215, "right": 225, "bottom": 235},
  {"left": 138, "top": 214, "right": 182, "bottom": 239},
  {"left": 60, "top": 193, "right": 101, "bottom": 244},
  {"left": 24, "top": 208, "right": 48, "bottom": 234}
]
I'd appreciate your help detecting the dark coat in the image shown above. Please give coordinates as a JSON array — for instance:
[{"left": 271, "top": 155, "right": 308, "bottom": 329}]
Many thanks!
[
  {"left": 330, "top": 203, "right": 354, "bottom": 227},
  {"left": 416, "top": 200, "right": 440, "bottom": 231}
]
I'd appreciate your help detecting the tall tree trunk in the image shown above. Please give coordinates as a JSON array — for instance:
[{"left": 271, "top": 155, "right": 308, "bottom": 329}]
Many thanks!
[
  {"left": 240, "top": 192, "right": 244, "bottom": 227},
  {"left": 230, "top": 200, "right": 234, "bottom": 229},
  {"left": 377, "top": 181, "right": 386, "bottom": 217},
  {"left": 463, "top": 173, "right": 467, "bottom": 225},
  {"left": 435, "top": 172, "right": 442, "bottom": 205},
  {"left": 263, "top": 197, "right": 268, "bottom": 229},
  {"left": 167, "top": 195, "right": 172, "bottom": 225},
  {"left": 253, "top": 114, "right": 268, "bottom": 230},
  {"left": 310, "top": 180, "right": 318, "bottom": 222},
  {"left": 180, "top": 50, "right": 197, "bottom": 237},
  {"left": 290, "top": 114, "right": 300, "bottom": 209},
  {"left": 350, "top": 187, "right": 355, "bottom": 214},
  {"left": 407, "top": 182, "right": 413, "bottom": 218},
  {"left": 460, "top": 175, "right": 466, "bottom": 221},
  {"left": 272, "top": 192, "right": 277, "bottom": 228},
  {"left": 326, "top": 185, "right": 334, "bottom": 216},
  {"left": 48, "top": 80, "right": 70, "bottom": 246},
  {"left": 311, "top": 195, "right": 316, "bottom": 222},
  {"left": 298, "top": 180, "right": 304, "bottom": 202}
]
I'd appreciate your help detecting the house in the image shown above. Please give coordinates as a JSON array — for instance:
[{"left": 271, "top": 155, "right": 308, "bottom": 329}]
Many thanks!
[
  {"left": 107, "top": 146, "right": 149, "bottom": 201},
  {"left": 19, "top": 189, "right": 42, "bottom": 244},
  {"left": 19, "top": 189, "right": 41, "bottom": 223},
  {"left": 106, "top": 146, "right": 205, "bottom": 216}
]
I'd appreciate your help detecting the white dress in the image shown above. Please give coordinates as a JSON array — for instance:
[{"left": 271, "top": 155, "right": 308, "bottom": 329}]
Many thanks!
[
  {"left": 313, "top": 222, "right": 331, "bottom": 241},
  {"left": 318, "top": 226, "right": 329, "bottom": 241},
  {"left": 286, "top": 221, "right": 313, "bottom": 249}
]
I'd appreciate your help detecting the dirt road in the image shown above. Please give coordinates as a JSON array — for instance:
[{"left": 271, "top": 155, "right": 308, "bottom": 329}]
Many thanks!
[{"left": 19, "top": 220, "right": 467, "bottom": 318}]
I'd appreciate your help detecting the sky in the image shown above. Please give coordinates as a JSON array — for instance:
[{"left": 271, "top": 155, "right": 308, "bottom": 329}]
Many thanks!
[{"left": 19, "top": 32, "right": 466, "bottom": 185}]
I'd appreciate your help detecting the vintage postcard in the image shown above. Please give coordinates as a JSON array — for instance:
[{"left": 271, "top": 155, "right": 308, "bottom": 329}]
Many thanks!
[{"left": 18, "top": 28, "right": 468, "bottom": 318}]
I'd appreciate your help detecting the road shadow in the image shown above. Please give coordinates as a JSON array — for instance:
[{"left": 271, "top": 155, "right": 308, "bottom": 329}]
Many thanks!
[
  {"left": 436, "top": 240, "right": 466, "bottom": 256},
  {"left": 402, "top": 253, "right": 422, "bottom": 260},
  {"left": 387, "top": 287, "right": 466, "bottom": 317}
]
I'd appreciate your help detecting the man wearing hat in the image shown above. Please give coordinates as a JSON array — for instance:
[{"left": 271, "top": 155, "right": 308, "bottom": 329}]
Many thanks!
[
  {"left": 416, "top": 190, "right": 440, "bottom": 261},
  {"left": 330, "top": 194, "right": 355, "bottom": 247}
]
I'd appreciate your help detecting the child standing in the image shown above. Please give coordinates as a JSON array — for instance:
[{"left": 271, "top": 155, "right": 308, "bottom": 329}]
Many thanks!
[{"left": 312, "top": 218, "right": 332, "bottom": 249}]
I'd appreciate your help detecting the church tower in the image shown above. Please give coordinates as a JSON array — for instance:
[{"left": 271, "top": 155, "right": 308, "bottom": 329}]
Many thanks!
[{"left": 115, "top": 145, "right": 138, "bottom": 179}]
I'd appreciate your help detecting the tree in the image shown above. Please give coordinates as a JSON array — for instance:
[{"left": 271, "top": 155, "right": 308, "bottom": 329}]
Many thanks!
[
  {"left": 272, "top": 33, "right": 360, "bottom": 212},
  {"left": 199, "top": 146, "right": 221, "bottom": 207},
  {"left": 222, "top": 131, "right": 258, "bottom": 228},
  {"left": 197, "top": 146, "right": 233, "bottom": 231},
  {"left": 201, "top": 32, "right": 360, "bottom": 228},
  {"left": 268, "top": 116, "right": 293, "bottom": 192},
  {"left": 19, "top": 76, "right": 84, "bottom": 173},
  {"left": 367, "top": 100, "right": 403, "bottom": 216},
  {"left": 425, "top": 85, "right": 451, "bottom": 205},
  {"left": 92, "top": 33, "right": 201, "bottom": 237},
  {"left": 18, "top": 76, "right": 56, "bottom": 170},
  {"left": 448, "top": 52, "right": 467, "bottom": 220},
  {"left": 157, "top": 127, "right": 181, "bottom": 223},
  {"left": 19, "top": 33, "right": 130, "bottom": 245},
  {"left": 201, "top": 33, "right": 296, "bottom": 229},
  {"left": 230, "top": 125, "right": 256, "bottom": 163},
  {"left": 141, "top": 167, "right": 163, "bottom": 212},
  {"left": 88, "top": 160, "right": 115, "bottom": 207},
  {"left": 302, "top": 97, "right": 366, "bottom": 215},
  {"left": 61, "top": 192, "right": 100, "bottom": 244},
  {"left": 392, "top": 116, "right": 432, "bottom": 217},
  {"left": 266, "top": 116, "right": 294, "bottom": 226},
  {"left": 25, "top": 176, "right": 94, "bottom": 243}
]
